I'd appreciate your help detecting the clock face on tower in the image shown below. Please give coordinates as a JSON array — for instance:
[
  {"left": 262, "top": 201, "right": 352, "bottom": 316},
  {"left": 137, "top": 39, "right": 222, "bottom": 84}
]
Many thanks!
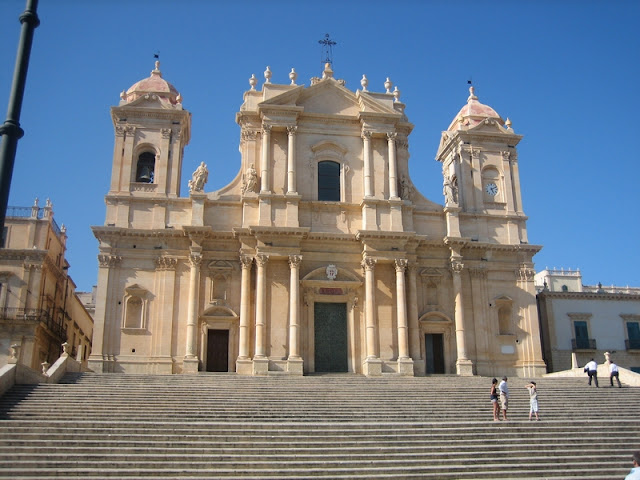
[{"left": 485, "top": 182, "right": 498, "bottom": 196}]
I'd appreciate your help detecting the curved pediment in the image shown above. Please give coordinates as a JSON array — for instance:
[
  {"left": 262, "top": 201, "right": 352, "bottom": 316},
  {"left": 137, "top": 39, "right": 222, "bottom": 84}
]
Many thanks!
[
  {"left": 202, "top": 305, "right": 238, "bottom": 317},
  {"left": 419, "top": 311, "right": 453, "bottom": 324}
]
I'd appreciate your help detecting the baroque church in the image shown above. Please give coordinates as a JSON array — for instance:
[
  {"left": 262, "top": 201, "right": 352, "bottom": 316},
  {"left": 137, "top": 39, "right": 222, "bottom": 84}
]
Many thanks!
[{"left": 88, "top": 61, "right": 546, "bottom": 377}]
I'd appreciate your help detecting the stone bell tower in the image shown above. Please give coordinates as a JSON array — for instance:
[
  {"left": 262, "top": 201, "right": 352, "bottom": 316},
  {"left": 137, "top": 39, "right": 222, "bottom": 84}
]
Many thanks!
[
  {"left": 436, "top": 86, "right": 527, "bottom": 246},
  {"left": 105, "top": 61, "right": 191, "bottom": 228}
]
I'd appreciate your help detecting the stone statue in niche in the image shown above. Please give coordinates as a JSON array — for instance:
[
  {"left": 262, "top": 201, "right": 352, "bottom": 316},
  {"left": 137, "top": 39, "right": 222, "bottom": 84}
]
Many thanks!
[
  {"left": 188, "top": 162, "right": 208, "bottom": 193},
  {"left": 443, "top": 175, "right": 458, "bottom": 206},
  {"left": 242, "top": 163, "right": 257, "bottom": 194}
]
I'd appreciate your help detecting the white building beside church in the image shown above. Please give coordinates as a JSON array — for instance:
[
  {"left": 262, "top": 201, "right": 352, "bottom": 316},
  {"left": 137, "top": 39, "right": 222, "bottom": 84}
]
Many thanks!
[
  {"left": 535, "top": 268, "right": 640, "bottom": 373},
  {"left": 88, "top": 61, "right": 546, "bottom": 377}
]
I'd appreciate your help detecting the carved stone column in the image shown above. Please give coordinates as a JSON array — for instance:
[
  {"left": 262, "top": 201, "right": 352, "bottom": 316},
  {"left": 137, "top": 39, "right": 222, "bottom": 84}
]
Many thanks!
[
  {"left": 362, "top": 130, "right": 373, "bottom": 198},
  {"left": 287, "top": 255, "right": 303, "bottom": 375},
  {"left": 362, "top": 256, "right": 381, "bottom": 376},
  {"left": 395, "top": 259, "right": 414, "bottom": 376},
  {"left": 88, "top": 254, "right": 121, "bottom": 373},
  {"left": 451, "top": 256, "right": 473, "bottom": 376},
  {"left": 407, "top": 263, "right": 420, "bottom": 360},
  {"left": 184, "top": 249, "right": 202, "bottom": 373},
  {"left": 287, "top": 126, "right": 297, "bottom": 194},
  {"left": 236, "top": 255, "right": 253, "bottom": 375},
  {"left": 253, "top": 254, "right": 269, "bottom": 375},
  {"left": 387, "top": 132, "right": 399, "bottom": 199},
  {"left": 516, "top": 264, "right": 547, "bottom": 377},
  {"left": 260, "top": 125, "right": 271, "bottom": 193},
  {"left": 152, "top": 256, "right": 177, "bottom": 372}
]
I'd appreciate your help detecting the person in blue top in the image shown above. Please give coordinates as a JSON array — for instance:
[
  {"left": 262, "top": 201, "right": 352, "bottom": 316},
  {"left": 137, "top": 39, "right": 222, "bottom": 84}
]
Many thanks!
[{"left": 625, "top": 451, "right": 640, "bottom": 480}]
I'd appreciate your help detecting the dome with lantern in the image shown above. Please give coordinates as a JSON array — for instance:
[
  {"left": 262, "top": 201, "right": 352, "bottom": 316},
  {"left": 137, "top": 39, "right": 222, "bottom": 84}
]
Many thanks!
[
  {"left": 447, "top": 86, "right": 503, "bottom": 131},
  {"left": 119, "top": 61, "right": 182, "bottom": 106}
]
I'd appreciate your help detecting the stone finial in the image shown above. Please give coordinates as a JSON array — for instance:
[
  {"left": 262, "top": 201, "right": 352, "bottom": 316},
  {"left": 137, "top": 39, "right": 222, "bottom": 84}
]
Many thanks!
[
  {"left": 41, "top": 362, "right": 50, "bottom": 374},
  {"left": 33, "top": 197, "right": 39, "bottom": 207},
  {"left": 152, "top": 60, "right": 161, "bottom": 76},
  {"left": 62, "top": 342, "right": 71, "bottom": 357},
  {"left": 384, "top": 77, "right": 392, "bottom": 93},
  {"left": 289, "top": 68, "right": 297, "bottom": 85},
  {"left": 360, "top": 75, "right": 368, "bottom": 91},
  {"left": 249, "top": 74, "right": 257, "bottom": 91},
  {"left": 505, "top": 117, "right": 512, "bottom": 131},
  {"left": 176, "top": 93, "right": 182, "bottom": 104},
  {"left": 393, "top": 86, "right": 401, "bottom": 102},
  {"left": 468, "top": 86, "right": 478, "bottom": 102},
  {"left": 120, "top": 90, "right": 126, "bottom": 100},
  {"left": 322, "top": 62, "right": 333, "bottom": 79},
  {"left": 264, "top": 66, "right": 272, "bottom": 84}
]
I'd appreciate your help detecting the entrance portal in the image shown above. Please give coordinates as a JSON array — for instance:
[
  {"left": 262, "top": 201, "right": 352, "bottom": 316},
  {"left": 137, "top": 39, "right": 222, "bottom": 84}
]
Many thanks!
[
  {"left": 206, "top": 329, "right": 229, "bottom": 372},
  {"left": 314, "top": 302, "right": 348, "bottom": 372},
  {"left": 425, "top": 333, "right": 445, "bottom": 374}
]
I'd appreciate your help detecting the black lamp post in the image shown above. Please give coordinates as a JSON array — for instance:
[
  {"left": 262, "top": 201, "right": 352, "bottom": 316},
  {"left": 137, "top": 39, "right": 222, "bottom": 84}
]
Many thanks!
[{"left": 0, "top": 0, "right": 40, "bottom": 236}]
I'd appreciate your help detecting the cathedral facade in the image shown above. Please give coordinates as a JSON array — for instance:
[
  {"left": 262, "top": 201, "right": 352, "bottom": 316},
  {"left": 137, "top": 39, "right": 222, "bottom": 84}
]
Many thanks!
[{"left": 88, "top": 62, "right": 546, "bottom": 377}]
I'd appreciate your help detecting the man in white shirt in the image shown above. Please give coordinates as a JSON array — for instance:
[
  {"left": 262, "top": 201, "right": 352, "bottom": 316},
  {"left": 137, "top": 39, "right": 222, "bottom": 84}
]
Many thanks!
[
  {"left": 625, "top": 451, "right": 640, "bottom": 480},
  {"left": 498, "top": 376, "right": 509, "bottom": 421},
  {"left": 609, "top": 362, "right": 622, "bottom": 388},
  {"left": 584, "top": 358, "right": 598, "bottom": 387}
]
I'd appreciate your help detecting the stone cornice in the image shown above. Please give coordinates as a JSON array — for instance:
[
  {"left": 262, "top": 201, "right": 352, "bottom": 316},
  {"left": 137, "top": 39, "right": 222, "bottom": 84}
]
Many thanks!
[
  {"left": 356, "top": 230, "right": 416, "bottom": 242},
  {"left": 0, "top": 249, "right": 46, "bottom": 264},
  {"left": 92, "top": 226, "right": 187, "bottom": 240}
]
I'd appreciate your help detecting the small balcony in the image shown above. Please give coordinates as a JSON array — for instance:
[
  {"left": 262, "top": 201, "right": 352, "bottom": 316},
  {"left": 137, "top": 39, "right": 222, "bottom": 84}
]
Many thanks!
[
  {"left": 625, "top": 339, "right": 640, "bottom": 351},
  {"left": 572, "top": 338, "right": 596, "bottom": 350},
  {"left": 0, "top": 307, "right": 67, "bottom": 342}
]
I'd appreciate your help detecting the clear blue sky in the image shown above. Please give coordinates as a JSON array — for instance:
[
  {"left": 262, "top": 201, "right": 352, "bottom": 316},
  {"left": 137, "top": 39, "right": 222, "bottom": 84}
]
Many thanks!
[{"left": 1, "top": 0, "right": 638, "bottom": 291}]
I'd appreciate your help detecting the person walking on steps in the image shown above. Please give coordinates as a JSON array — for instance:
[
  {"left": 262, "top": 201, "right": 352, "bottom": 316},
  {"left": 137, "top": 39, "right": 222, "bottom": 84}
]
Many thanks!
[
  {"left": 498, "top": 376, "right": 509, "bottom": 421},
  {"left": 610, "top": 362, "right": 622, "bottom": 388},
  {"left": 490, "top": 378, "right": 500, "bottom": 421},
  {"left": 584, "top": 358, "right": 598, "bottom": 387},
  {"left": 525, "top": 381, "right": 540, "bottom": 421},
  {"left": 625, "top": 451, "right": 640, "bottom": 480}
]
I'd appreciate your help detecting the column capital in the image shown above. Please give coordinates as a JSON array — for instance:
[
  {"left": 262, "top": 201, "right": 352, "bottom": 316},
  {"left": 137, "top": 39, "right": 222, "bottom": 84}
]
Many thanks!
[
  {"left": 387, "top": 131, "right": 397, "bottom": 142},
  {"left": 262, "top": 124, "right": 272, "bottom": 135},
  {"left": 240, "top": 254, "right": 253, "bottom": 269},
  {"left": 255, "top": 253, "right": 269, "bottom": 267},
  {"left": 394, "top": 258, "right": 408, "bottom": 272},
  {"left": 287, "top": 125, "right": 298, "bottom": 135},
  {"left": 115, "top": 125, "right": 125, "bottom": 137},
  {"left": 517, "top": 265, "right": 535, "bottom": 282},
  {"left": 288, "top": 255, "right": 302, "bottom": 268},
  {"left": 189, "top": 252, "right": 202, "bottom": 267},
  {"left": 450, "top": 258, "right": 464, "bottom": 274},
  {"left": 362, "top": 256, "right": 377, "bottom": 271},
  {"left": 98, "top": 254, "right": 122, "bottom": 267},
  {"left": 361, "top": 129, "right": 372, "bottom": 140},
  {"left": 155, "top": 256, "right": 178, "bottom": 271}
]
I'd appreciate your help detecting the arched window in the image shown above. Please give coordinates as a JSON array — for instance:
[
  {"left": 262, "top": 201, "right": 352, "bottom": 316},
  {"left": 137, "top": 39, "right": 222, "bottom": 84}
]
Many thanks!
[
  {"left": 136, "top": 152, "right": 155, "bottom": 183},
  {"left": 318, "top": 161, "right": 340, "bottom": 201},
  {"left": 122, "top": 284, "right": 150, "bottom": 330}
]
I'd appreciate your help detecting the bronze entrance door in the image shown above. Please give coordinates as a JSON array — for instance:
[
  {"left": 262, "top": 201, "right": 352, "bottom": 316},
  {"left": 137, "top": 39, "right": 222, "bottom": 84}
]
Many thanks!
[
  {"left": 314, "top": 302, "right": 348, "bottom": 372},
  {"left": 206, "top": 329, "right": 229, "bottom": 372},
  {"left": 425, "top": 333, "right": 445, "bottom": 374}
]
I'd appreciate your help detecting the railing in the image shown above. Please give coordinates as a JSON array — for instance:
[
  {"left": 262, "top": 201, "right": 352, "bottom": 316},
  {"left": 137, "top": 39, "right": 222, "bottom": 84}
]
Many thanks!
[
  {"left": 572, "top": 338, "right": 596, "bottom": 350},
  {"left": 625, "top": 339, "right": 640, "bottom": 350},
  {"left": 0, "top": 308, "right": 66, "bottom": 341},
  {"left": 5, "top": 206, "right": 44, "bottom": 219}
]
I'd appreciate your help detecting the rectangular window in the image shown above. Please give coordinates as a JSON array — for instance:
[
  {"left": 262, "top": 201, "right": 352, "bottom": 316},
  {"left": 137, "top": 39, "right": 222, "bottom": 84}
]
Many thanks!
[
  {"left": 574, "top": 321, "right": 590, "bottom": 349},
  {"left": 627, "top": 322, "right": 640, "bottom": 350}
]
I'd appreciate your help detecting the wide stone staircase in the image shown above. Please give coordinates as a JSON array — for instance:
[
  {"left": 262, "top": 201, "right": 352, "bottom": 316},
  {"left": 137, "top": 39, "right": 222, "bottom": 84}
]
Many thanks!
[{"left": 0, "top": 373, "right": 638, "bottom": 479}]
